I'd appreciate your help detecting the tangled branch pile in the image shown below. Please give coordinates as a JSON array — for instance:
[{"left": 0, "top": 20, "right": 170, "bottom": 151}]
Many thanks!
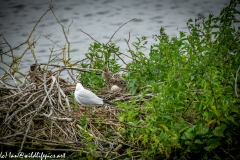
[{"left": 0, "top": 66, "right": 127, "bottom": 158}]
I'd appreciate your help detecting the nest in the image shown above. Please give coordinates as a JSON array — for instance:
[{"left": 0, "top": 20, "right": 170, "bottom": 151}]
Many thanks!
[{"left": 0, "top": 67, "right": 133, "bottom": 158}]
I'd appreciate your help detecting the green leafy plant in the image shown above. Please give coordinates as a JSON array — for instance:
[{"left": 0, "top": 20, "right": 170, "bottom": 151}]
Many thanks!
[
  {"left": 116, "top": 0, "right": 240, "bottom": 159},
  {"left": 73, "top": 0, "right": 240, "bottom": 158},
  {"left": 77, "top": 42, "right": 122, "bottom": 90}
]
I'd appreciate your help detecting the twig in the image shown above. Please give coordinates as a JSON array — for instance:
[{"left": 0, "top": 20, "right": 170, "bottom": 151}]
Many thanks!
[
  {"left": 50, "top": 4, "right": 70, "bottom": 62},
  {"left": 125, "top": 32, "right": 132, "bottom": 51},
  {"left": 0, "top": 134, "right": 85, "bottom": 145},
  {"left": 52, "top": 121, "right": 71, "bottom": 140},
  {"left": 43, "top": 72, "right": 54, "bottom": 108},
  {"left": 0, "top": 132, "right": 24, "bottom": 140},
  {"left": 117, "top": 51, "right": 133, "bottom": 59},
  {"left": 19, "top": 119, "right": 32, "bottom": 152},
  {"left": 43, "top": 35, "right": 62, "bottom": 49},
  {"left": 106, "top": 18, "right": 137, "bottom": 45},
  {"left": 67, "top": 69, "right": 77, "bottom": 83},
  {"left": 14, "top": 110, "right": 38, "bottom": 125},
  {"left": 6, "top": 94, "right": 45, "bottom": 124},
  {"left": 220, "top": 147, "right": 235, "bottom": 159},
  {"left": 26, "top": 89, "right": 43, "bottom": 102},
  {"left": 115, "top": 53, "right": 127, "bottom": 65},
  {"left": 2, "top": 6, "right": 52, "bottom": 55},
  {"left": 0, "top": 67, "right": 21, "bottom": 89},
  {"left": 2, "top": 37, "right": 14, "bottom": 68},
  {"left": 51, "top": 117, "right": 73, "bottom": 122},
  {"left": 113, "top": 93, "right": 152, "bottom": 102},
  {"left": 67, "top": 20, "right": 73, "bottom": 35},
  {"left": 79, "top": 29, "right": 101, "bottom": 44},
  {"left": 52, "top": 76, "right": 71, "bottom": 111},
  {"left": 76, "top": 124, "right": 113, "bottom": 145},
  {"left": 32, "top": 63, "right": 101, "bottom": 74},
  {"left": 113, "top": 144, "right": 123, "bottom": 152}
]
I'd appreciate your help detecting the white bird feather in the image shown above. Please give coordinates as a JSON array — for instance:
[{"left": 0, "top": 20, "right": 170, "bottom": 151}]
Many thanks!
[{"left": 74, "top": 83, "right": 104, "bottom": 106}]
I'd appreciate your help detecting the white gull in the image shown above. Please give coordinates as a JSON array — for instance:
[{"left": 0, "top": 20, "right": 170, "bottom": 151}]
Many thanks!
[{"left": 74, "top": 83, "right": 111, "bottom": 106}]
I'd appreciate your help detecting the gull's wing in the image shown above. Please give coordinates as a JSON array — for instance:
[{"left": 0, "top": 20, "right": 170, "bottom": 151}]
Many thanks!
[
  {"left": 78, "top": 89, "right": 98, "bottom": 98},
  {"left": 76, "top": 89, "right": 103, "bottom": 105}
]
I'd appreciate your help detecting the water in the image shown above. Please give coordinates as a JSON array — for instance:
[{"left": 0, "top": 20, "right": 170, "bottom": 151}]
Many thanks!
[{"left": 0, "top": 0, "right": 234, "bottom": 84}]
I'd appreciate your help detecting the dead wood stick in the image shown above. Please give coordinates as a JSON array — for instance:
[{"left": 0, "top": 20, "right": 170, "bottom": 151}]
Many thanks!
[
  {"left": 41, "top": 114, "right": 73, "bottom": 122},
  {"left": 43, "top": 73, "right": 54, "bottom": 114},
  {"left": 14, "top": 110, "right": 38, "bottom": 125},
  {"left": 52, "top": 121, "right": 71, "bottom": 140},
  {"left": 19, "top": 119, "right": 32, "bottom": 152},
  {"left": 0, "top": 132, "right": 24, "bottom": 140},
  {"left": 26, "top": 90, "right": 43, "bottom": 102},
  {"left": 6, "top": 94, "right": 45, "bottom": 124},
  {"left": 76, "top": 124, "right": 113, "bottom": 145},
  {"left": 52, "top": 76, "right": 71, "bottom": 111}
]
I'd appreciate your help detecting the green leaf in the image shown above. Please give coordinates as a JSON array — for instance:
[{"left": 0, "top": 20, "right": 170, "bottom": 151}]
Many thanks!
[
  {"left": 145, "top": 101, "right": 153, "bottom": 108},
  {"left": 196, "top": 123, "right": 209, "bottom": 135},
  {"left": 212, "top": 106, "right": 221, "bottom": 117},
  {"left": 185, "top": 141, "right": 192, "bottom": 145},
  {"left": 159, "top": 124, "right": 169, "bottom": 131},
  {"left": 165, "top": 147, "right": 171, "bottom": 158},
  {"left": 195, "top": 139, "right": 204, "bottom": 144},
  {"left": 213, "top": 154, "right": 221, "bottom": 160},
  {"left": 203, "top": 111, "right": 212, "bottom": 121},
  {"left": 204, "top": 140, "right": 220, "bottom": 151},
  {"left": 227, "top": 115, "right": 238, "bottom": 126},
  {"left": 179, "top": 126, "right": 188, "bottom": 133},
  {"left": 190, "top": 76, "right": 194, "bottom": 80},
  {"left": 213, "top": 123, "right": 227, "bottom": 137},
  {"left": 86, "top": 136, "right": 93, "bottom": 141},
  {"left": 184, "top": 131, "right": 194, "bottom": 140}
]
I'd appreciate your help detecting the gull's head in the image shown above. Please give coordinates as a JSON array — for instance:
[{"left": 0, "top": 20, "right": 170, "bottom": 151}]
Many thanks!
[{"left": 76, "top": 83, "right": 84, "bottom": 91}]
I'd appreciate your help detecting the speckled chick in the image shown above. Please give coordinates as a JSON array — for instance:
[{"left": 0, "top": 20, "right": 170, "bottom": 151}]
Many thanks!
[
  {"left": 110, "top": 74, "right": 127, "bottom": 91},
  {"left": 102, "top": 66, "right": 113, "bottom": 84}
]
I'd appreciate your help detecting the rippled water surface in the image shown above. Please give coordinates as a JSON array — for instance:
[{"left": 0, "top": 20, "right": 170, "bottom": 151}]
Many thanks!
[{"left": 0, "top": 0, "right": 235, "bottom": 82}]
